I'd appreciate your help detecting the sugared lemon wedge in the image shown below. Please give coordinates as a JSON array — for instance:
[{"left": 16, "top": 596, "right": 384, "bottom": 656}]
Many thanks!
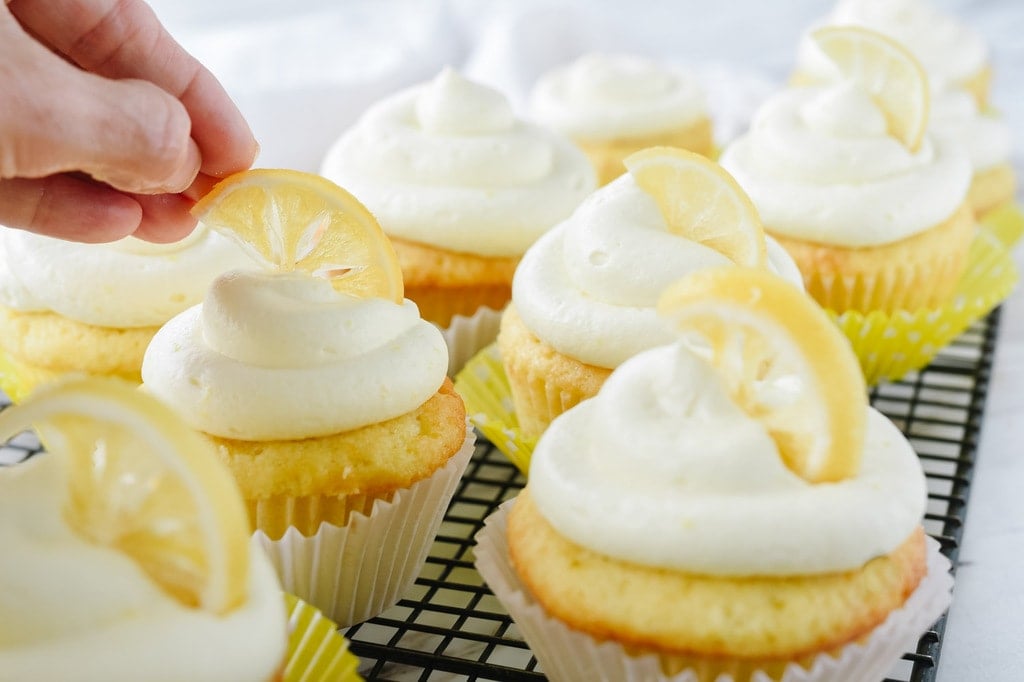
[
  {"left": 0, "top": 377, "right": 251, "bottom": 613},
  {"left": 625, "top": 147, "right": 767, "bottom": 267},
  {"left": 813, "top": 25, "right": 930, "bottom": 153},
  {"left": 657, "top": 268, "right": 866, "bottom": 483},
  {"left": 193, "top": 169, "right": 404, "bottom": 303}
]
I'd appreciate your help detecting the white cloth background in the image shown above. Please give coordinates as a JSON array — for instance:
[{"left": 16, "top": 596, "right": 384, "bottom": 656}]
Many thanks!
[{"left": 146, "top": 2, "right": 1024, "bottom": 679}]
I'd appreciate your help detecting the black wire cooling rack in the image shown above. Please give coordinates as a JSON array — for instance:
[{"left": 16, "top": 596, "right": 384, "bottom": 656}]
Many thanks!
[
  {"left": 343, "top": 309, "right": 1002, "bottom": 682},
  {"left": 0, "top": 309, "right": 1000, "bottom": 682}
]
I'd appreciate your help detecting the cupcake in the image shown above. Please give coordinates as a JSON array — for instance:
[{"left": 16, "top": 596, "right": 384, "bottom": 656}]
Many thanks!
[
  {"left": 792, "top": 0, "right": 992, "bottom": 106},
  {"left": 721, "top": 28, "right": 974, "bottom": 313},
  {"left": 930, "top": 88, "right": 1016, "bottom": 219},
  {"left": 498, "top": 148, "right": 803, "bottom": 439},
  {"left": 530, "top": 53, "right": 714, "bottom": 185},
  {"left": 320, "top": 67, "right": 596, "bottom": 331},
  {"left": 142, "top": 170, "right": 475, "bottom": 626},
  {"left": 0, "top": 224, "right": 253, "bottom": 402},
  {"left": 476, "top": 268, "right": 952, "bottom": 682},
  {"left": 0, "top": 377, "right": 288, "bottom": 681}
]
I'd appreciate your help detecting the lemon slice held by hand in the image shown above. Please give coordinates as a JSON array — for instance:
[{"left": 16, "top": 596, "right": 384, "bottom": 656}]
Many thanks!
[
  {"left": 812, "top": 25, "right": 930, "bottom": 153},
  {"left": 193, "top": 169, "right": 404, "bottom": 303},
  {"left": 0, "top": 377, "right": 251, "bottom": 614},
  {"left": 658, "top": 268, "right": 866, "bottom": 483},
  {"left": 625, "top": 147, "right": 767, "bottom": 267}
]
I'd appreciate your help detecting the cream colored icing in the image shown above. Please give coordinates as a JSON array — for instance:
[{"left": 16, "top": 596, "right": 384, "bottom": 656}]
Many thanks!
[
  {"left": 529, "top": 343, "right": 926, "bottom": 576},
  {"left": 796, "top": 0, "right": 989, "bottom": 91},
  {"left": 0, "top": 224, "right": 255, "bottom": 328},
  {"left": 930, "top": 89, "right": 1011, "bottom": 172},
  {"left": 529, "top": 52, "right": 708, "bottom": 140},
  {"left": 719, "top": 83, "right": 971, "bottom": 246},
  {"left": 0, "top": 454, "right": 286, "bottom": 681},
  {"left": 511, "top": 174, "right": 803, "bottom": 369},
  {"left": 141, "top": 270, "right": 449, "bottom": 440},
  {"left": 320, "top": 68, "right": 596, "bottom": 258}
]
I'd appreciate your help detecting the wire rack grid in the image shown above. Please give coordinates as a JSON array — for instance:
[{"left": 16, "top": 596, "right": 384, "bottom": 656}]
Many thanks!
[{"left": 0, "top": 310, "right": 1000, "bottom": 682}]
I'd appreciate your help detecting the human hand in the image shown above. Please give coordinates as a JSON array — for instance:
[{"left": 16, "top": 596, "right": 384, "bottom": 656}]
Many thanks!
[{"left": 0, "top": 0, "right": 258, "bottom": 243}]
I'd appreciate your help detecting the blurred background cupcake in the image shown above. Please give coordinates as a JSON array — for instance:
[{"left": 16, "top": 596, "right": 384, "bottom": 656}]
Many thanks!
[
  {"left": 721, "top": 28, "right": 974, "bottom": 314},
  {"left": 0, "top": 225, "right": 253, "bottom": 402},
  {"left": 530, "top": 52, "right": 714, "bottom": 185},
  {"left": 792, "top": 0, "right": 992, "bottom": 105},
  {"left": 930, "top": 88, "right": 1016, "bottom": 220},
  {"left": 321, "top": 67, "right": 596, "bottom": 329}
]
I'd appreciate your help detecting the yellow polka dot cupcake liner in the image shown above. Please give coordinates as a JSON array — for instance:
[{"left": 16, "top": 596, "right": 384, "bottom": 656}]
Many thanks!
[
  {"left": 979, "top": 202, "right": 1024, "bottom": 248},
  {"left": 283, "top": 593, "right": 363, "bottom": 681},
  {"left": 454, "top": 344, "right": 536, "bottom": 475},
  {"left": 830, "top": 224, "right": 1017, "bottom": 386}
]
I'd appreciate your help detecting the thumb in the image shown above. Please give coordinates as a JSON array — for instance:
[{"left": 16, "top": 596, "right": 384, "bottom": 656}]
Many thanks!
[{"left": 0, "top": 16, "right": 200, "bottom": 194}]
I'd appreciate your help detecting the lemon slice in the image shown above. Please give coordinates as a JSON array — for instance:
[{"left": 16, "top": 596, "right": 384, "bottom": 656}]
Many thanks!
[
  {"left": 0, "top": 377, "right": 251, "bottom": 613},
  {"left": 657, "top": 268, "right": 866, "bottom": 482},
  {"left": 193, "top": 169, "right": 404, "bottom": 303},
  {"left": 812, "top": 25, "right": 930, "bottom": 153},
  {"left": 625, "top": 147, "right": 767, "bottom": 267}
]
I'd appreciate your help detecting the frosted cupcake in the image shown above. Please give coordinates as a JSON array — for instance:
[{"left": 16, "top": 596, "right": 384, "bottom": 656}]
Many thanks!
[
  {"left": 930, "top": 88, "right": 1015, "bottom": 219},
  {"left": 143, "top": 170, "right": 475, "bottom": 627},
  {"left": 721, "top": 29, "right": 973, "bottom": 313},
  {"left": 0, "top": 377, "right": 288, "bottom": 681},
  {"left": 530, "top": 53, "right": 713, "bottom": 185},
  {"left": 499, "top": 149, "right": 803, "bottom": 439},
  {"left": 0, "top": 224, "right": 253, "bottom": 401},
  {"left": 321, "top": 68, "right": 596, "bottom": 328},
  {"left": 792, "top": 0, "right": 992, "bottom": 105},
  {"left": 476, "top": 268, "right": 952, "bottom": 682}
]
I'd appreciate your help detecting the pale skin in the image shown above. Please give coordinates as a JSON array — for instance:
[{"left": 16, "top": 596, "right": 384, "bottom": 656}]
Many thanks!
[{"left": 0, "top": 0, "right": 258, "bottom": 243}]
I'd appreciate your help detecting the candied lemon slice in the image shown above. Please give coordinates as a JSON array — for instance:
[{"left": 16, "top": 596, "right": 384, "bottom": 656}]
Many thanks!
[
  {"left": 193, "top": 169, "right": 403, "bottom": 303},
  {"left": 625, "top": 147, "right": 767, "bottom": 267},
  {"left": 813, "top": 25, "right": 930, "bottom": 153},
  {"left": 657, "top": 268, "right": 866, "bottom": 482},
  {"left": 0, "top": 377, "right": 250, "bottom": 613}
]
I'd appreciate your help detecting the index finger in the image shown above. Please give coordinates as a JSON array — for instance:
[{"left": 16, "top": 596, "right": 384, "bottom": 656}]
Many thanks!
[{"left": 9, "top": 0, "right": 258, "bottom": 178}]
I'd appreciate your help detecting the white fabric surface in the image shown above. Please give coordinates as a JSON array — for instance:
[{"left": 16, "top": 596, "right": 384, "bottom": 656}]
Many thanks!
[{"left": 146, "top": 2, "right": 1024, "bottom": 679}]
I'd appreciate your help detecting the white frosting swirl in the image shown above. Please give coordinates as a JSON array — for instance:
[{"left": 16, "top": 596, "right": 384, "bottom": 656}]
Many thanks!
[
  {"left": 529, "top": 343, "right": 927, "bottom": 575},
  {"left": 142, "top": 270, "right": 449, "bottom": 440},
  {"left": 930, "top": 89, "right": 1011, "bottom": 172},
  {"left": 321, "top": 68, "right": 596, "bottom": 258},
  {"left": 512, "top": 174, "right": 803, "bottom": 368},
  {"left": 719, "top": 84, "right": 971, "bottom": 246},
  {"left": 0, "top": 225, "right": 255, "bottom": 328},
  {"left": 796, "top": 0, "right": 989, "bottom": 91},
  {"left": 529, "top": 53, "right": 708, "bottom": 140},
  {"left": 0, "top": 454, "right": 286, "bottom": 681}
]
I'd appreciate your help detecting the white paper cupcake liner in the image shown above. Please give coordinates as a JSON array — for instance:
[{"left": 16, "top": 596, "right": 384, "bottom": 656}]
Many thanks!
[
  {"left": 475, "top": 500, "right": 954, "bottom": 682},
  {"left": 255, "top": 427, "right": 475, "bottom": 628},
  {"left": 441, "top": 305, "right": 504, "bottom": 377}
]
